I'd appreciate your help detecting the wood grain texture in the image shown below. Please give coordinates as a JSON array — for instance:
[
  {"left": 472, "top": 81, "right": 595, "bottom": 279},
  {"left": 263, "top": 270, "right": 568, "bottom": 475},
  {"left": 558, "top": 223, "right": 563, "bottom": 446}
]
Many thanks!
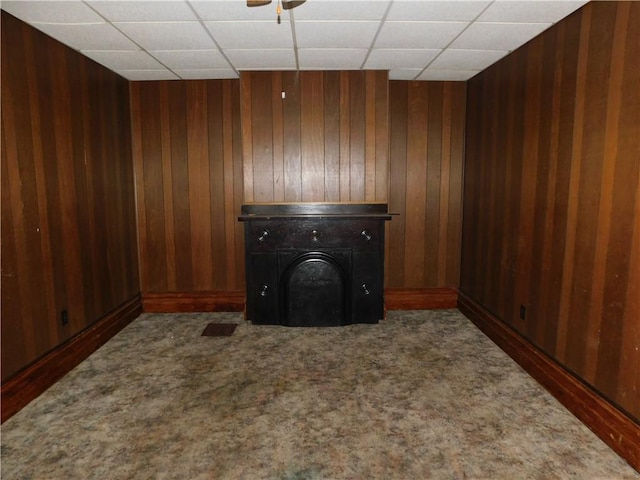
[
  {"left": 142, "top": 292, "right": 245, "bottom": 313},
  {"left": 1, "top": 12, "right": 139, "bottom": 382},
  {"left": 240, "top": 71, "right": 389, "bottom": 203},
  {"left": 385, "top": 288, "right": 458, "bottom": 310},
  {"left": 387, "top": 81, "right": 466, "bottom": 289},
  {"left": 130, "top": 79, "right": 245, "bottom": 293},
  {"left": 461, "top": 1, "right": 640, "bottom": 421},
  {"left": 458, "top": 292, "right": 640, "bottom": 472}
]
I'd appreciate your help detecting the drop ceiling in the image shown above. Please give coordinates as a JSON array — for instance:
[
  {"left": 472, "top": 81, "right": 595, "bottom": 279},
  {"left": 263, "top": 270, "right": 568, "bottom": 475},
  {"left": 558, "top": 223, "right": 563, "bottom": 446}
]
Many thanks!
[{"left": 1, "top": 0, "right": 588, "bottom": 81}]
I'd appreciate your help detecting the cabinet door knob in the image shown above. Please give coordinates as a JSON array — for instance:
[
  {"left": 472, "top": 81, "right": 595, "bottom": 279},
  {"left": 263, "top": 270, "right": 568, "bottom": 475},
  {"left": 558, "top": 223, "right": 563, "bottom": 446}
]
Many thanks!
[
  {"left": 311, "top": 229, "right": 320, "bottom": 242},
  {"left": 259, "top": 284, "right": 269, "bottom": 297},
  {"left": 257, "top": 230, "right": 270, "bottom": 242},
  {"left": 361, "top": 283, "right": 371, "bottom": 296},
  {"left": 360, "top": 229, "right": 372, "bottom": 242}
]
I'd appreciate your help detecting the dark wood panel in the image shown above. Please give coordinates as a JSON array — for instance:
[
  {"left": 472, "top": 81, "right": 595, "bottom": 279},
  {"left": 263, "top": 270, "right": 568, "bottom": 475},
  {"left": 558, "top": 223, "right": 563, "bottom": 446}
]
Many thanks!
[
  {"left": 387, "top": 81, "right": 467, "bottom": 289},
  {"left": 240, "top": 71, "right": 389, "bottom": 203},
  {"left": 461, "top": 1, "right": 640, "bottom": 421},
  {"left": 131, "top": 79, "right": 245, "bottom": 293},
  {"left": 1, "top": 12, "right": 139, "bottom": 382},
  {"left": 300, "top": 71, "right": 325, "bottom": 201}
]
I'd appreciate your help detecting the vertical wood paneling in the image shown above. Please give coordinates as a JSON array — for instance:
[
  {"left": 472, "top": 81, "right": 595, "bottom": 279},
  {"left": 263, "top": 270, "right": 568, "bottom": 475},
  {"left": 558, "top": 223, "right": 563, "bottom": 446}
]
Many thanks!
[
  {"left": 388, "top": 81, "right": 408, "bottom": 288},
  {"left": 324, "top": 72, "right": 340, "bottom": 202},
  {"left": 240, "top": 71, "right": 388, "bottom": 203},
  {"left": 187, "top": 82, "right": 213, "bottom": 290},
  {"left": 207, "top": 81, "right": 226, "bottom": 290},
  {"left": 461, "top": 1, "right": 639, "bottom": 421},
  {"left": 349, "top": 72, "right": 366, "bottom": 201},
  {"left": 339, "top": 72, "right": 351, "bottom": 201},
  {"left": 168, "top": 82, "right": 193, "bottom": 290},
  {"left": 222, "top": 81, "right": 240, "bottom": 289},
  {"left": 300, "top": 72, "right": 325, "bottom": 201},
  {"left": 584, "top": 1, "right": 629, "bottom": 382},
  {"left": 282, "top": 72, "right": 302, "bottom": 201},
  {"left": 374, "top": 71, "right": 389, "bottom": 203},
  {"left": 404, "top": 83, "right": 428, "bottom": 287},
  {"left": 271, "top": 72, "right": 285, "bottom": 201},
  {"left": 365, "top": 71, "right": 377, "bottom": 202},
  {"left": 251, "top": 73, "right": 274, "bottom": 202},
  {"left": 1, "top": 12, "right": 139, "bottom": 381},
  {"left": 241, "top": 74, "right": 254, "bottom": 203},
  {"left": 387, "top": 81, "right": 467, "bottom": 289},
  {"left": 131, "top": 79, "right": 245, "bottom": 293}
]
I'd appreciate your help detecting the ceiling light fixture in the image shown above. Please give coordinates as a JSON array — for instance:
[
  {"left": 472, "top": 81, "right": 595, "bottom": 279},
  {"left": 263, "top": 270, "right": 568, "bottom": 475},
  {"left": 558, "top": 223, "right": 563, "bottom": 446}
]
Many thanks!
[{"left": 246, "top": 0, "right": 306, "bottom": 24}]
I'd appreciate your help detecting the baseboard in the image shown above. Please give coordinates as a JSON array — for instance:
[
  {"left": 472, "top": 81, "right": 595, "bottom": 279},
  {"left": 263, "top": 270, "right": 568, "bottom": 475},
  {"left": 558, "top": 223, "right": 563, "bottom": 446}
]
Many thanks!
[
  {"left": 457, "top": 291, "right": 640, "bottom": 472},
  {"left": 142, "top": 291, "right": 245, "bottom": 313},
  {"left": 1, "top": 294, "right": 142, "bottom": 424},
  {"left": 143, "top": 289, "right": 457, "bottom": 313},
  {"left": 385, "top": 287, "right": 458, "bottom": 310}
]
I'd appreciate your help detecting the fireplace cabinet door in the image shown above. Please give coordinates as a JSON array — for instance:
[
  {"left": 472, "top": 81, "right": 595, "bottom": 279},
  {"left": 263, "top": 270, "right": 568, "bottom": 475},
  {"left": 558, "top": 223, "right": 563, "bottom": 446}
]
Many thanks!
[
  {"left": 246, "top": 253, "right": 279, "bottom": 324},
  {"left": 352, "top": 252, "right": 384, "bottom": 324}
]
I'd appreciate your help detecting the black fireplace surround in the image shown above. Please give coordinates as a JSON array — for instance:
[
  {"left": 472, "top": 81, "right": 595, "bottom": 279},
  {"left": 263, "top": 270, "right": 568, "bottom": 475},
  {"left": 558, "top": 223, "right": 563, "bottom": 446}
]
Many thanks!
[{"left": 239, "top": 203, "right": 392, "bottom": 327}]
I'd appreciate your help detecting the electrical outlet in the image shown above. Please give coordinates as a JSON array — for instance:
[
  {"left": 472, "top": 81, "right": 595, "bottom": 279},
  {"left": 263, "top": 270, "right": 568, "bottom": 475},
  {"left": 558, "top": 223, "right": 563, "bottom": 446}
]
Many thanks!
[
  {"left": 61, "top": 309, "right": 69, "bottom": 326},
  {"left": 519, "top": 305, "right": 526, "bottom": 320}
]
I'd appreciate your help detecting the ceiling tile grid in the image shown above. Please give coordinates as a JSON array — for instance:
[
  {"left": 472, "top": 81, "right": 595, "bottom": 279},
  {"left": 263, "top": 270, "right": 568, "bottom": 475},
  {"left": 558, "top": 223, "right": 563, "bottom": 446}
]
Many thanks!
[{"left": 1, "top": 0, "right": 589, "bottom": 82}]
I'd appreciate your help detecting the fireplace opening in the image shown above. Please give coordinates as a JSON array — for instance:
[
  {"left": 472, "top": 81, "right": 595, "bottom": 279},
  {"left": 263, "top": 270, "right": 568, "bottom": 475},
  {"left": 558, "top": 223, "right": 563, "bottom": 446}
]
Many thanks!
[{"left": 280, "top": 251, "right": 350, "bottom": 327}]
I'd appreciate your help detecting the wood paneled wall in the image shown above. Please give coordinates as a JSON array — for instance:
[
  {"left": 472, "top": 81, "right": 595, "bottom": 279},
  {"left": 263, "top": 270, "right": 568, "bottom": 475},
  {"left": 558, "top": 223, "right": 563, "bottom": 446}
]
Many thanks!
[
  {"left": 241, "top": 71, "right": 389, "bottom": 203},
  {"left": 461, "top": 1, "right": 639, "bottom": 420},
  {"left": 1, "top": 12, "right": 139, "bottom": 381},
  {"left": 130, "top": 80, "right": 245, "bottom": 292},
  {"left": 387, "top": 81, "right": 466, "bottom": 288}
]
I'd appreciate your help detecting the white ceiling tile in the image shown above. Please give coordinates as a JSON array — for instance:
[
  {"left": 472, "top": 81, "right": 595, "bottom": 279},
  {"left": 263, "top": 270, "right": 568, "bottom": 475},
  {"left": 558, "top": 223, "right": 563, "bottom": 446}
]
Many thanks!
[
  {"left": 388, "top": 69, "right": 422, "bottom": 80},
  {"left": 118, "top": 70, "right": 180, "bottom": 81},
  {"left": 29, "top": 23, "right": 139, "bottom": 51},
  {"left": 2, "top": 0, "right": 591, "bottom": 81},
  {"left": 89, "top": 1, "right": 197, "bottom": 22},
  {"left": 429, "top": 49, "right": 507, "bottom": 70},
  {"left": 365, "top": 49, "right": 440, "bottom": 70},
  {"left": 81, "top": 50, "right": 166, "bottom": 70},
  {"left": 417, "top": 68, "right": 478, "bottom": 81},
  {"left": 449, "top": 22, "right": 551, "bottom": 51},
  {"left": 298, "top": 49, "right": 368, "bottom": 70},
  {"left": 478, "top": 1, "right": 587, "bottom": 24},
  {"left": 225, "top": 49, "right": 296, "bottom": 69},
  {"left": 1, "top": 1, "right": 104, "bottom": 23},
  {"left": 174, "top": 69, "right": 239, "bottom": 79},
  {"left": 205, "top": 21, "right": 294, "bottom": 48},
  {"left": 191, "top": 1, "right": 291, "bottom": 21},
  {"left": 387, "top": 1, "right": 491, "bottom": 22},
  {"left": 293, "top": 1, "right": 390, "bottom": 20},
  {"left": 375, "top": 21, "right": 467, "bottom": 49},
  {"left": 115, "top": 22, "right": 216, "bottom": 51},
  {"left": 150, "top": 50, "right": 230, "bottom": 69},
  {"left": 295, "top": 21, "right": 379, "bottom": 49}
]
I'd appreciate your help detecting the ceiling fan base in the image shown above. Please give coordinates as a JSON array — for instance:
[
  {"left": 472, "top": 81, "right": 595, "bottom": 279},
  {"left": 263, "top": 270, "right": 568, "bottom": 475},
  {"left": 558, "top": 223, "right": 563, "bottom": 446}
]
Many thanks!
[{"left": 246, "top": 0, "right": 306, "bottom": 9}]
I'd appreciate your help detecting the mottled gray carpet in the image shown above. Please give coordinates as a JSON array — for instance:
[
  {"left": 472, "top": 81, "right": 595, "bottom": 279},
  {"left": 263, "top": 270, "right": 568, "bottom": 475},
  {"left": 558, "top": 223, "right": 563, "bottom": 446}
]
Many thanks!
[{"left": 2, "top": 310, "right": 638, "bottom": 479}]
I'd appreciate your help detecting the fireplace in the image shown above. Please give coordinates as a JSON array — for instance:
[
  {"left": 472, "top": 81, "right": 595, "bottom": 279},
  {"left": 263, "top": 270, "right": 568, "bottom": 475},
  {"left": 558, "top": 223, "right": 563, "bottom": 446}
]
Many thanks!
[{"left": 239, "top": 203, "right": 392, "bottom": 326}]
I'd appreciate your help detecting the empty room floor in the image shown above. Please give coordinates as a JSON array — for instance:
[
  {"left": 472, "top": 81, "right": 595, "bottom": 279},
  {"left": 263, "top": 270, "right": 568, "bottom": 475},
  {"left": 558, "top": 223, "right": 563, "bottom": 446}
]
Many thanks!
[{"left": 2, "top": 310, "right": 638, "bottom": 479}]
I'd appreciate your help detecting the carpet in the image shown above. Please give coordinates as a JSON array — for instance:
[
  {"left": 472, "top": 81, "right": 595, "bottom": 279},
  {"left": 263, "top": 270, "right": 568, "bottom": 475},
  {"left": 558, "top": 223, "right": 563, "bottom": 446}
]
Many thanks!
[{"left": 1, "top": 310, "right": 637, "bottom": 479}]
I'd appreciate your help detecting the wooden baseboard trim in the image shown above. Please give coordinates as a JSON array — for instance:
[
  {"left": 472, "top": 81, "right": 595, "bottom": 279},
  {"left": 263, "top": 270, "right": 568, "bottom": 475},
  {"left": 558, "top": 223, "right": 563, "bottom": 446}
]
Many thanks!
[
  {"left": 1, "top": 294, "right": 142, "bottom": 424},
  {"left": 142, "top": 291, "right": 245, "bottom": 313},
  {"left": 457, "top": 291, "right": 640, "bottom": 472},
  {"left": 143, "top": 289, "right": 458, "bottom": 313},
  {"left": 385, "top": 287, "right": 458, "bottom": 310}
]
